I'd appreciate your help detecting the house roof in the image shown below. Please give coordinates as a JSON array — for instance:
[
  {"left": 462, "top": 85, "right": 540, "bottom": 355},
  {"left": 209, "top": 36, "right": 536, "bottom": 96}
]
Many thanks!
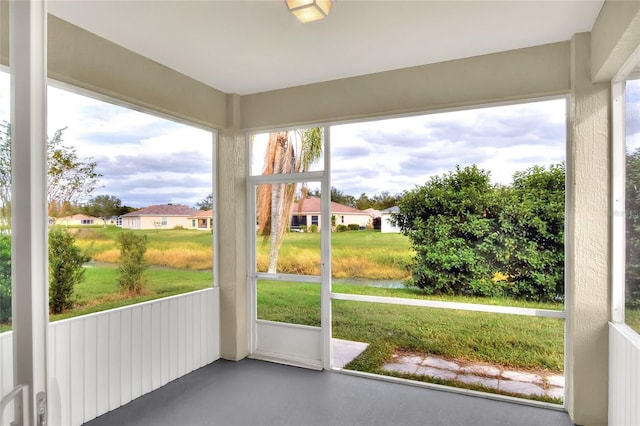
[
  {"left": 190, "top": 209, "right": 213, "bottom": 218},
  {"left": 291, "top": 197, "right": 370, "bottom": 216},
  {"left": 381, "top": 206, "right": 400, "bottom": 214},
  {"left": 122, "top": 204, "right": 198, "bottom": 217},
  {"left": 58, "top": 214, "right": 100, "bottom": 221},
  {"left": 47, "top": 2, "right": 603, "bottom": 95}
]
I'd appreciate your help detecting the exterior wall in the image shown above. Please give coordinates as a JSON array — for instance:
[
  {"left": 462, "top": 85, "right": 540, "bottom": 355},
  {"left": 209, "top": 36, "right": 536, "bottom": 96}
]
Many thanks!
[
  {"left": 566, "top": 32, "right": 610, "bottom": 426},
  {"left": 121, "top": 216, "right": 191, "bottom": 230},
  {"left": 217, "top": 94, "right": 249, "bottom": 361},
  {"left": 381, "top": 213, "right": 401, "bottom": 233},
  {"left": 56, "top": 217, "right": 101, "bottom": 226},
  {"left": 337, "top": 214, "right": 371, "bottom": 228}
]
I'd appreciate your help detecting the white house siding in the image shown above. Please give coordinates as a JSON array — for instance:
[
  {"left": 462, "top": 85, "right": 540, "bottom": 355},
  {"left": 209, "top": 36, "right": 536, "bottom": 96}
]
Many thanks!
[
  {"left": 121, "top": 216, "right": 192, "bottom": 230},
  {"left": 336, "top": 213, "right": 371, "bottom": 229},
  {"left": 381, "top": 213, "right": 401, "bottom": 233}
]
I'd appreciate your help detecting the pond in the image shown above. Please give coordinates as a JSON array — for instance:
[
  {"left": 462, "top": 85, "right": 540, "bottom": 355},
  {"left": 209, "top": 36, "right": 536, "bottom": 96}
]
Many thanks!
[{"left": 332, "top": 278, "right": 406, "bottom": 289}]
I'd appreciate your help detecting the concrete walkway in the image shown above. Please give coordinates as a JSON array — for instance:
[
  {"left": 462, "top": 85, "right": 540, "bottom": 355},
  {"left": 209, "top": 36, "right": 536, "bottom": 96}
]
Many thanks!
[{"left": 382, "top": 351, "right": 564, "bottom": 400}]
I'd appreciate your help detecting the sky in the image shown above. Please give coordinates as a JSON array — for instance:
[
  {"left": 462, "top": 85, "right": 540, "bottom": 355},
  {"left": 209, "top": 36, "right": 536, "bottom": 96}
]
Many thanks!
[{"left": 2, "top": 73, "right": 640, "bottom": 208}]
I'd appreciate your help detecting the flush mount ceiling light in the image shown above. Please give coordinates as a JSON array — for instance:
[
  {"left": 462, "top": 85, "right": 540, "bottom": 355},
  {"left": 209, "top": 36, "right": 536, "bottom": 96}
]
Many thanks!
[{"left": 285, "top": 0, "right": 332, "bottom": 23}]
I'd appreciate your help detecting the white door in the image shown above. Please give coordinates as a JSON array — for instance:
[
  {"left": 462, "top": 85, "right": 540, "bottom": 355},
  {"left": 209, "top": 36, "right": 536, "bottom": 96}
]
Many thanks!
[{"left": 248, "top": 128, "right": 331, "bottom": 369}]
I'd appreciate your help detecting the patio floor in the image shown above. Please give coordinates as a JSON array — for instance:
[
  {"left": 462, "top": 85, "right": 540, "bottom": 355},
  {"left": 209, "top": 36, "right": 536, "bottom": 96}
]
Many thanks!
[{"left": 84, "top": 358, "right": 572, "bottom": 426}]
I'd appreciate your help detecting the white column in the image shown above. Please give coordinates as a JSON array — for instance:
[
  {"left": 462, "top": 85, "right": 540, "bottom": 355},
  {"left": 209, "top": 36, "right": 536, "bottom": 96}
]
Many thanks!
[{"left": 10, "top": 0, "right": 48, "bottom": 424}]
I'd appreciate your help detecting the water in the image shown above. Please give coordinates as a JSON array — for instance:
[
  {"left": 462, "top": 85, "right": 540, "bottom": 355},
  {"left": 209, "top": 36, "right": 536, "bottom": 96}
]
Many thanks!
[{"left": 332, "top": 278, "right": 406, "bottom": 289}]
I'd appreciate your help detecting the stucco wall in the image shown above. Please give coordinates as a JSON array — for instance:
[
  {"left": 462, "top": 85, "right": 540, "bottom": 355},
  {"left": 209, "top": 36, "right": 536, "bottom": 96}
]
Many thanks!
[{"left": 566, "top": 32, "right": 611, "bottom": 426}]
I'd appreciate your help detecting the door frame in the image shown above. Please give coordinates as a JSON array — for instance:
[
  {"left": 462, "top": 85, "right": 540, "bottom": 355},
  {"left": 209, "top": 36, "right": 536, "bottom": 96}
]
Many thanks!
[{"left": 246, "top": 127, "right": 332, "bottom": 370}]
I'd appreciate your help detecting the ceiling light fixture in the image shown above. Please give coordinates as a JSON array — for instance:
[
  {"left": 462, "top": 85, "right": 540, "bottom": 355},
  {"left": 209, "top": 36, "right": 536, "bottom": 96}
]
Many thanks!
[{"left": 285, "top": 0, "right": 332, "bottom": 23}]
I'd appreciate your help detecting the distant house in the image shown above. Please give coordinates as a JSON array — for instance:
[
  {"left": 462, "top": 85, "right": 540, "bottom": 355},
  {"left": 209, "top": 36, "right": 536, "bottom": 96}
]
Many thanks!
[
  {"left": 380, "top": 206, "right": 401, "bottom": 233},
  {"left": 189, "top": 209, "right": 213, "bottom": 230},
  {"left": 121, "top": 204, "right": 198, "bottom": 230},
  {"left": 55, "top": 214, "right": 102, "bottom": 226},
  {"left": 290, "top": 196, "right": 373, "bottom": 231}
]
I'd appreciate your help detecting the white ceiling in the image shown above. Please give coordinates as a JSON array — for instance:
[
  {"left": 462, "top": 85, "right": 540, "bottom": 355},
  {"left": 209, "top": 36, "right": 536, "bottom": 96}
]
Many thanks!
[{"left": 48, "top": 0, "right": 604, "bottom": 95}]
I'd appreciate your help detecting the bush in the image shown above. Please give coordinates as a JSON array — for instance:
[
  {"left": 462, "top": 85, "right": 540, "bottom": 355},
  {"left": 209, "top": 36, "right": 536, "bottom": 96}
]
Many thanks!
[
  {"left": 173, "top": 225, "right": 184, "bottom": 230},
  {"left": 396, "top": 165, "right": 495, "bottom": 296},
  {"left": 0, "top": 235, "right": 10, "bottom": 323},
  {"left": 49, "top": 229, "right": 90, "bottom": 314},
  {"left": 336, "top": 224, "right": 348, "bottom": 232},
  {"left": 309, "top": 224, "right": 318, "bottom": 233},
  {"left": 396, "top": 164, "right": 565, "bottom": 301},
  {"left": 299, "top": 225, "right": 307, "bottom": 232},
  {"left": 347, "top": 224, "right": 360, "bottom": 231},
  {"left": 117, "top": 231, "right": 149, "bottom": 293}
]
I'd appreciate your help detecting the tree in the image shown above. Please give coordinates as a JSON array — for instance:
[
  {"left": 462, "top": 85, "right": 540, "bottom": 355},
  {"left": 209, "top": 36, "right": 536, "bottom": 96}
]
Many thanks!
[
  {"left": 197, "top": 193, "right": 213, "bottom": 210},
  {"left": 492, "top": 164, "right": 565, "bottom": 301},
  {"left": 330, "top": 187, "right": 355, "bottom": 207},
  {"left": 84, "top": 194, "right": 122, "bottom": 227},
  {"left": 395, "top": 165, "right": 497, "bottom": 295},
  {"left": 47, "top": 127, "right": 102, "bottom": 217},
  {"left": 257, "top": 128, "right": 323, "bottom": 273},
  {"left": 355, "top": 193, "right": 372, "bottom": 210},
  {"left": 117, "top": 231, "right": 149, "bottom": 293},
  {"left": 370, "top": 191, "right": 400, "bottom": 210},
  {"left": 0, "top": 234, "right": 10, "bottom": 323},
  {"left": 48, "top": 228, "right": 90, "bottom": 313},
  {"left": 0, "top": 122, "right": 11, "bottom": 230},
  {"left": 626, "top": 149, "right": 640, "bottom": 308}
]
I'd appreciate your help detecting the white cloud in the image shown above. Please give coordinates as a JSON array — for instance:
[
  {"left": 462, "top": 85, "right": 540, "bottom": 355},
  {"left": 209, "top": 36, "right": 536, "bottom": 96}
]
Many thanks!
[{"left": 329, "top": 99, "right": 567, "bottom": 195}]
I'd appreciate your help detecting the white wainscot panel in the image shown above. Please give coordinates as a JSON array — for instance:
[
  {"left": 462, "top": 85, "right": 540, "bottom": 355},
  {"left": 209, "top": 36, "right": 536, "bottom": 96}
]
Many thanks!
[
  {"left": 609, "top": 323, "right": 640, "bottom": 426},
  {"left": 48, "top": 287, "right": 220, "bottom": 426},
  {"left": 254, "top": 320, "right": 323, "bottom": 370}
]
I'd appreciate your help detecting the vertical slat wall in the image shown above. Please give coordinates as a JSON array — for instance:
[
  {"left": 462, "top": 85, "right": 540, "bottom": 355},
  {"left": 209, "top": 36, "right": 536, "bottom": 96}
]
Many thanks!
[
  {"left": 0, "top": 331, "right": 14, "bottom": 422},
  {"left": 48, "top": 288, "right": 219, "bottom": 426},
  {"left": 609, "top": 323, "right": 640, "bottom": 426}
]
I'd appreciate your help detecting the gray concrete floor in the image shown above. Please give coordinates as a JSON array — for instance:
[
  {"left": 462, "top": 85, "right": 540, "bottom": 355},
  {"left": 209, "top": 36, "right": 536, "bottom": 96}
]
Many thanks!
[{"left": 84, "top": 358, "right": 573, "bottom": 426}]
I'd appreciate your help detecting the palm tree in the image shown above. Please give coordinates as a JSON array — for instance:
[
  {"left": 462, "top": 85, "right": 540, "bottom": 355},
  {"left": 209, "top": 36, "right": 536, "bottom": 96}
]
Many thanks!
[{"left": 257, "top": 128, "right": 322, "bottom": 273}]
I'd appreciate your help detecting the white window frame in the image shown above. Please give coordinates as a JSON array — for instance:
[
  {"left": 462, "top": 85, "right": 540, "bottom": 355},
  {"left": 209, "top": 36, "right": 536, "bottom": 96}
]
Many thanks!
[{"left": 611, "top": 45, "right": 640, "bottom": 328}]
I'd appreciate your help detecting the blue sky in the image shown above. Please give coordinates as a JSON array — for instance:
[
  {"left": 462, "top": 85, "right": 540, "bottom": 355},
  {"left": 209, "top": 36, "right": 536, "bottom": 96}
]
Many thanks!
[{"left": 2, "top": 72, "right": 639, "bottom": 208}]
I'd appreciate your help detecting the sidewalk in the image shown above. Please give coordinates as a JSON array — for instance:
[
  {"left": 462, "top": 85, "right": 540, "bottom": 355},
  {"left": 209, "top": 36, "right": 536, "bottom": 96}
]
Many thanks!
[{"left": 382, "top": 351, "right": 564, "bottom": 399}]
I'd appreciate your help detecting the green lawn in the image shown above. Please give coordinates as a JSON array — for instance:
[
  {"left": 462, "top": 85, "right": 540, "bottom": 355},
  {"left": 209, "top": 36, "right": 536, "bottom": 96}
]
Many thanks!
[
  {"left": 1, "top": 227, "right": 569, "bottom": 403},
  {"left": 50, "top": 265, "right": 212, "bottom": 321},
  {"left": 257, "top": 279, "right": 564, "bottom": 403},
  {"left": 627, "top": 308, "right": 640, "bottom": 334}
]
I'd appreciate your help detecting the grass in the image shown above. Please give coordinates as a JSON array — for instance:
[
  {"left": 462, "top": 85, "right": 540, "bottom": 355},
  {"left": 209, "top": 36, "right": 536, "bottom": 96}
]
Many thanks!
[
  {"left": 3, "top": 227, "right": 568, "bottom": 402},
  {"left": 257, "top": 280, "right": 564, "bottom": 403},
  {"left": 73, "top": 226, "right": 412, "bottom": 279},
  {"left": 52, "top": 265, "right": 212, "bottom": 321},
  {"left": 626, "top": 308, "right": 640, "bottom": 334}
]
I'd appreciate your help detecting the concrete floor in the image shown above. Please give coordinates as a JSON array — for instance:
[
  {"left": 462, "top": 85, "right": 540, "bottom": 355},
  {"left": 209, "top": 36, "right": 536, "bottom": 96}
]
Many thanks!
[{"left": 84, "top": 358, "right": 572, "bottom": 426}]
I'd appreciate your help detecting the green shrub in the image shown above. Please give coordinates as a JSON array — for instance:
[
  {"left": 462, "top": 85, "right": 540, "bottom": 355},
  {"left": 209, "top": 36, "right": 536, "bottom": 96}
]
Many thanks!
[
  {"left": 0, "top": 235, "right": 10, "bottom": 323},
  {"left": 396, "top": 164, "right": 565, "bottom": 301},
  {"left": 117, "top": 231, "right": 149, "bottom": 293},
  {"left": 173, "top": 225, "right": 184, "bottom": 230},
  {"left": 49, "top": 229, "right": 90, "bottom": 314},
  {"left": 336, "top": 224, "right": 348, "bottom": 232},
  {"left": 299, "top": 225, "right": 307, "bottom": 232},
  {"left": 309, "top": 224, "right": 318, "bottom": 233},
  {"left": 347, "top": 224, "right": 360, "bottom": 231}
]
